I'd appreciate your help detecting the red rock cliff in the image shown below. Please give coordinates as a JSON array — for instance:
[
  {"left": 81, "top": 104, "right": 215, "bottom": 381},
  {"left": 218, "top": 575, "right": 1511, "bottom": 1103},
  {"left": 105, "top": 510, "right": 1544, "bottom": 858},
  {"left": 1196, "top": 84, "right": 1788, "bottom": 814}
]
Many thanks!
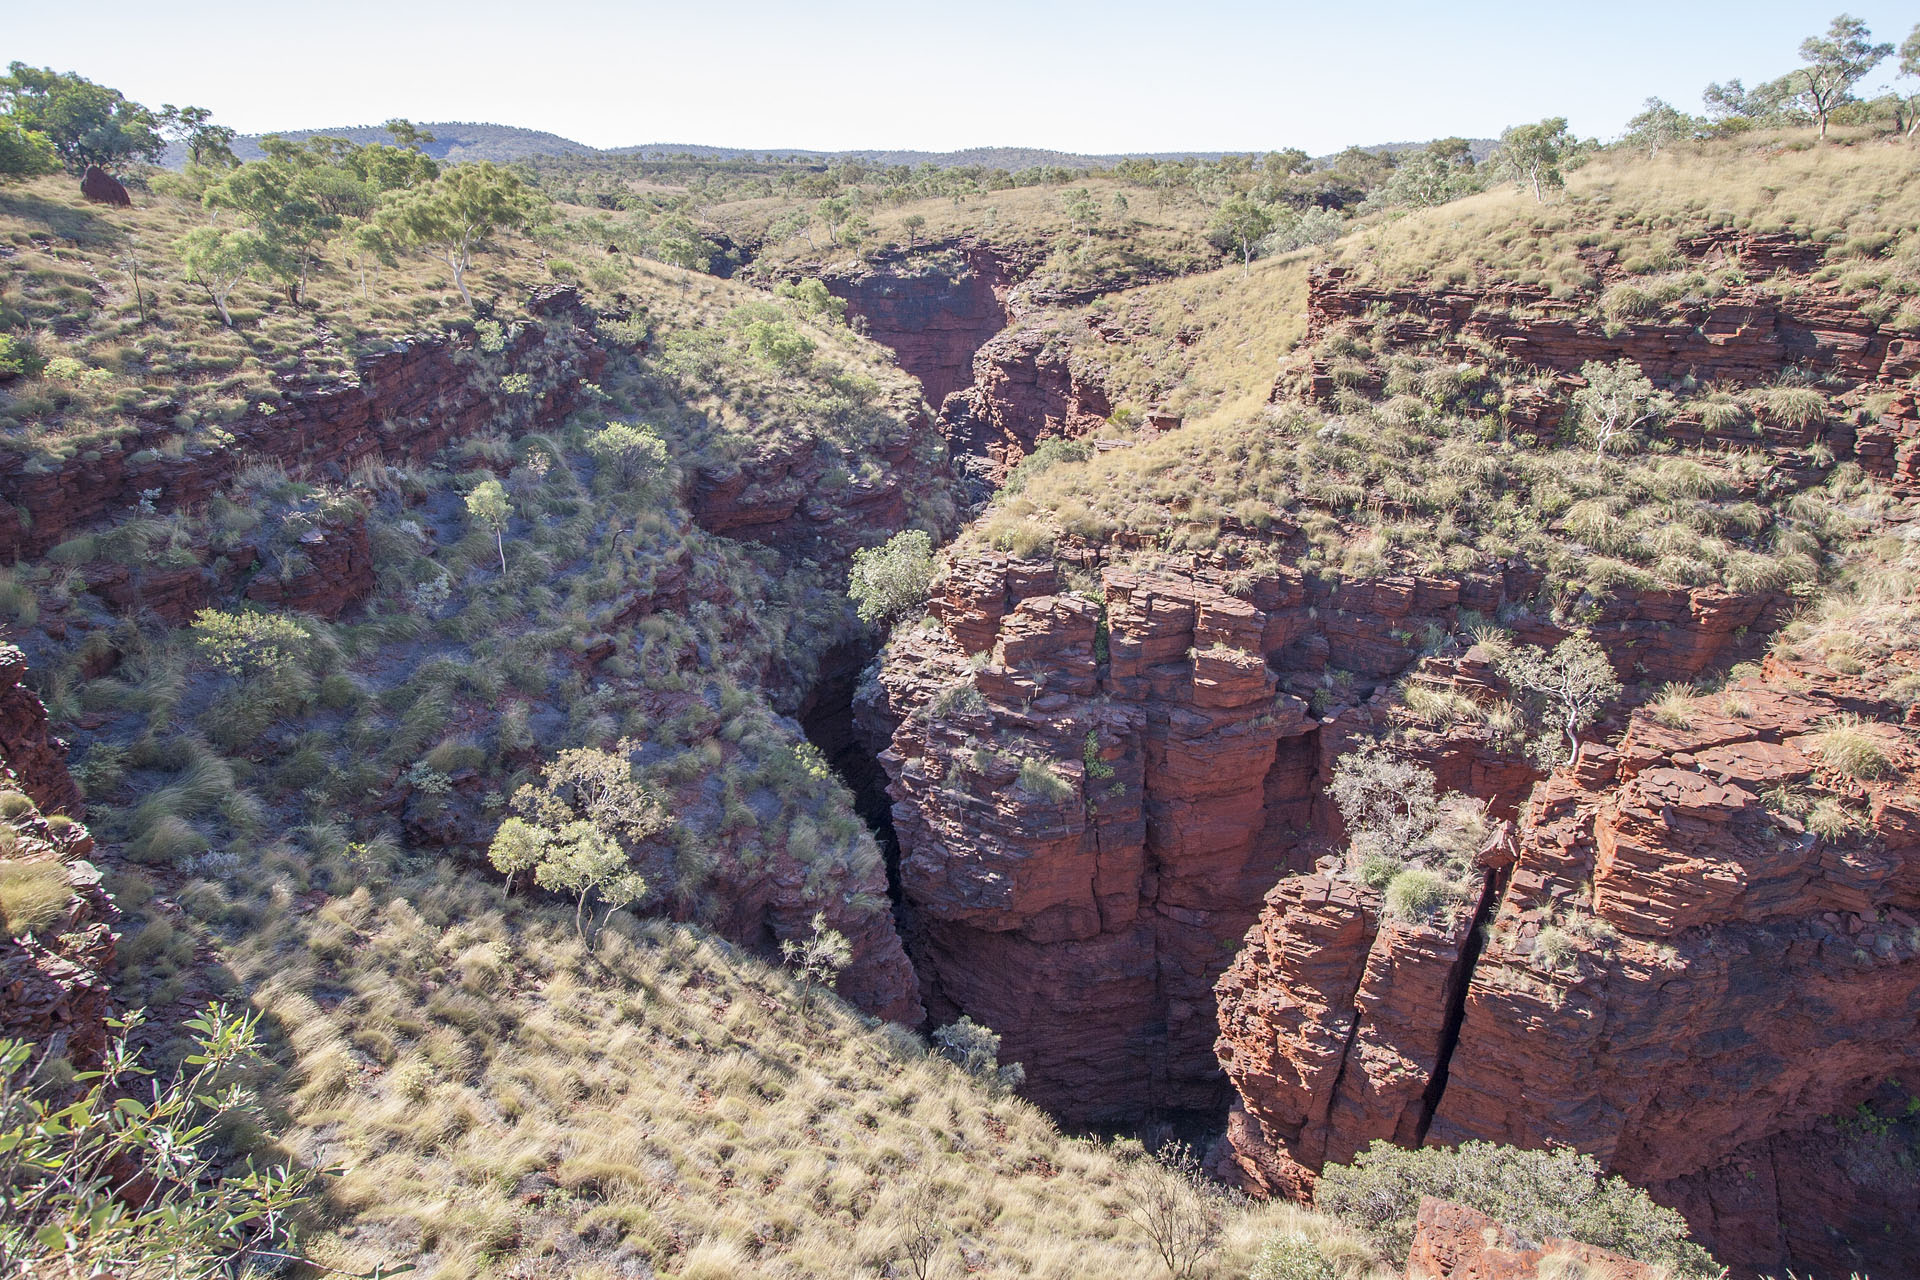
[
  {"left": 819, "top": 242, "right": 1021, "bottom": 408},
  {"left": 1216, "top": 660, "right": 1920, "bottom": 1278},
  {"left": 862, "top": 549, "right": 1776, "bottom": 1123}
]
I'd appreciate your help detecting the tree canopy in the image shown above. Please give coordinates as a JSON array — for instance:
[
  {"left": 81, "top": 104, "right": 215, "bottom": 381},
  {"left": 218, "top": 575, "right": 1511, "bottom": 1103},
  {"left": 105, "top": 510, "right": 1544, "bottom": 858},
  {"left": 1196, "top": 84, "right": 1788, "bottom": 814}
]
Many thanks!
[
  {"left": 372, "top": 161, "right": 543, "bottom": 306},
  {"left": 0, "top": 62, "right": 163, "bottom": 174},
  {"left": 1796, "top": 13, "right": 1893, "bottom": 139},
  {"left": 1492, "top": 118, "right": 1577, "bottom": 202}
]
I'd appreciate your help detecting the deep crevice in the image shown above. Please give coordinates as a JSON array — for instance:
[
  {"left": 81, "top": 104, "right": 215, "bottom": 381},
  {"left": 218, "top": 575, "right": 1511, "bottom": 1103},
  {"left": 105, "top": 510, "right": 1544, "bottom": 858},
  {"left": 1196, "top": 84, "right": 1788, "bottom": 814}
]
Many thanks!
[
  {"left": 1413, "top": 862, "right": 1508, "bottom": 1144},
  {"left": 795, "top": 638, "right": 901, "bottom": 902}
]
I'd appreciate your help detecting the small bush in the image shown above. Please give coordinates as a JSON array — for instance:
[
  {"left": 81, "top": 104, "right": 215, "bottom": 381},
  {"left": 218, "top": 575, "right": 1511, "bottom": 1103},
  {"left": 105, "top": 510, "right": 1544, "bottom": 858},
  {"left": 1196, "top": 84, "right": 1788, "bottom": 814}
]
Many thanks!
[
  {"left": 1249, "top": 1233, "right": 1336, "bottom": 1280},
  {"left": 1535, "top": 925, "right": 1578, "bottom": 970},
  {"left": 1764, "top": 386, "right": 1827, "bottom": 429},
  {"left": 1017, "top": 757, "right": 1076, "bottom": 803},
  {"left": 1382, "top": 867, "right": 1458, "bottom": 924},
  {"left": 1316, "top": 1140, "right": 1718, "bottom": 1276},
  {"left": 1807, "top": 796, "right": 1860, "bottom": 840},
  {"left": 1650, "top": 682, "right": 1696, "bottom": 729},
  {"left": 0, "top": 861, "right": 69, "bottom": 936},
  {"left": 1810, "top": 713, "right": 1893, "bottom": 781},
  {"left": 848, "top": 530, "right": 935, "bottom": 629},
  {"left": 584, "top": 421, "right": 668, "bottom": 485}
]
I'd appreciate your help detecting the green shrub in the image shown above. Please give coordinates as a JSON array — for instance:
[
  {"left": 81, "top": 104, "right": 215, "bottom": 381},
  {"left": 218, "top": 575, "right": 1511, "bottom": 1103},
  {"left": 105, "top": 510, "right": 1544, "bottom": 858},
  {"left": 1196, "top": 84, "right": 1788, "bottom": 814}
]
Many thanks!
[
  {"left": 190, "top": 608, "right": 311, "bottom": 686},
  {"left": 0, "top": 1005, "right": 321, "bottom": 1273},
  {"left": 1249, "top": 1233, "right": 1336, "bottom": 1280},
  {"left": 848, "top": 529, "right": 935, "bottom": 629},
  {"left": 0, "top": 334, "right": 40, "bottom": 380},
  {"left": 1382, "top": 867, "right": 1457, "bottom": 924},
  {"left": 585, "top": 421, "right": 668, "bottom": 485},
  {"left": 1316, "top": 1140, "right": 1718, "bottom": 1275},
  {"left": 742, "top": 317, "right": 814, "bottom": 370}
]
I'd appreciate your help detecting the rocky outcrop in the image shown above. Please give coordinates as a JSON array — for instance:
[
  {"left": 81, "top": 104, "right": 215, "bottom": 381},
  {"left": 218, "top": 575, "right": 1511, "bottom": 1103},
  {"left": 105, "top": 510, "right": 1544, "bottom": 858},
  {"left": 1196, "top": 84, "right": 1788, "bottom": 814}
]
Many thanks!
[
  {"left": 862, "top": 550, "right": 1776, "bottom": 1124},
  {"left": 686, "top": 406, "right": 950, "bottom": 570},
  {"left": 1216, "top": 664, "right": 1920, "bottom": 1278},
  {"left": 0, "top": 287, "right": 605, "bottom": 561},
  {"left": 0, "top": 827, "right": 116, "bottom": 1072},
  {"left": 80, "top": 165, "right": 130, "bottom": 207},
  {"left": 939, "top": 322, "right": 1113, "bottom": 485},
  {"left": 1403, "top": 1198, "right": 1663, "bottom": 1280},
  {"left": 0, "top": 651, "right": 114, "bottom": 1069},
  {"left": 0, "top": 646, "right": 80, "bottom": 816}
]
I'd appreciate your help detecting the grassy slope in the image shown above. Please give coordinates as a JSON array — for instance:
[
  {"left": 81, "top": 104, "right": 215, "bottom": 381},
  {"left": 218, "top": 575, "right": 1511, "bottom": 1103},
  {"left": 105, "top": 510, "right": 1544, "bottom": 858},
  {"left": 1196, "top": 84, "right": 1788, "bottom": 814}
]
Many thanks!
[
  {"left": 1332, "top": 127, "right": 1920, "bottom": 305},
  {"left": 953, "top": 134, "right": 1913, "bottom": 602},
  {"left": 213, "top": 875, "right": 1377, "bottom": 1279},
  {"left": 0, "top": 172, "right": 936, "bottom": 466}
]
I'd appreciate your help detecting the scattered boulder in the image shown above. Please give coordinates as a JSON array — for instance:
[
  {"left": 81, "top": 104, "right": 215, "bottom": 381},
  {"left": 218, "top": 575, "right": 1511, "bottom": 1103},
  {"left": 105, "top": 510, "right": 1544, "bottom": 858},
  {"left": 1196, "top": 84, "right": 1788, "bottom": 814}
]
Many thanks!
[{"left": 79, "top": 165, "right": 130, "bottom": 207}]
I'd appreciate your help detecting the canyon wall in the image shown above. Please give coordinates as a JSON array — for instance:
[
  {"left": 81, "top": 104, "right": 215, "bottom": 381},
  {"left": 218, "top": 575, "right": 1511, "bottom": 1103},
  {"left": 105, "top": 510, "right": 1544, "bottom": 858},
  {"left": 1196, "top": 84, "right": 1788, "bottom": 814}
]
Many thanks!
[
  {"left": 1300, "top": 236, "right": 1920, "bottom": 487},
  {"left": 0, "top": 649, "right": 115, "bottom": 1070},
  {"left": 861, "top": 550, "right": 1778, "bottom": 1122},
  {"left": 805, "top": 240, "right": 1118, "bottom": 497},
  {"left": 1216, "top": 661, "right": 1920, "bottom": 1277},
  {"left": 0, "top": 287, "right": 606, "bottom": 561},
  {"left": 820, "top": 243, "right": 1021, "bottom": 408}
]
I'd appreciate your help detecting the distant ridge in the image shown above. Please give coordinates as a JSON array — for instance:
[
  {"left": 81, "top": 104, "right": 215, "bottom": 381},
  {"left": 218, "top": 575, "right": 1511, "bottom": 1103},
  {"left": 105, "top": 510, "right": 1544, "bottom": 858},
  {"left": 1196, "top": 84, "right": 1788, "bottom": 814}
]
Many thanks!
[
  {"left": 608, "top": 144, "right": 1244, "bottom": 170},
  {"left": 173, "top": 126, "right": 1496, "bottom": 172},
  {"left": 164, "top": 122, "right": 601, "bottom": 167}
]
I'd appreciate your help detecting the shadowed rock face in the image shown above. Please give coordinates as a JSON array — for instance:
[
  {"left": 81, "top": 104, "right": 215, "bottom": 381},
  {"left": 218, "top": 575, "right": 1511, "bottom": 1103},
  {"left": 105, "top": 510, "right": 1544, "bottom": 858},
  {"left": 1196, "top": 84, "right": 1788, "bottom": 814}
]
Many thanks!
[
  {"left": 0, "top": 645, "right": 81, "bottom": 817},
  {"left": 0, "top": 651, "right": 115, "bottom": 1071},
  {"left": 861, "top": 547, "right": 1778, "bottom": 1125},
  {"left": 1215, "top": 660, "right": 1920, "bottom": 1278},
  {"left": 823, "top": 245, "right": 1018, "bottom": 409}
]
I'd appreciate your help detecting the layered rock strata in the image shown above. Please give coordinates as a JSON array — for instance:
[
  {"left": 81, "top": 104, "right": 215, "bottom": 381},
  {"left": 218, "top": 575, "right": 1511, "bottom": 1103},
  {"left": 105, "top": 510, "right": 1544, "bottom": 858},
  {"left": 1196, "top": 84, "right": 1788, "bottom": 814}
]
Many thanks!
[
  {"left": 1301, "top": 239, "right": 1920, "bottom": 486},
  {"left": 1217, "top": 663, "right": 1920, "bottom": 1277},
  {"left": 863, "top": 551, "right": 1776, "bottom": 1122},
  {"left": 0, "top": 287, "right": 605, "bottom": 560}
]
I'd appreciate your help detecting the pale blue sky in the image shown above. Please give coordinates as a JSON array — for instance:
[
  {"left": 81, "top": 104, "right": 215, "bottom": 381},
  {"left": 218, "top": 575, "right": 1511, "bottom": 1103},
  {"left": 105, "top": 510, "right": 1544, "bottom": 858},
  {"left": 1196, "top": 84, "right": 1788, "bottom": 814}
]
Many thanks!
[{"left": 7, "top": 1, "right": 1916, "bottom": 154}]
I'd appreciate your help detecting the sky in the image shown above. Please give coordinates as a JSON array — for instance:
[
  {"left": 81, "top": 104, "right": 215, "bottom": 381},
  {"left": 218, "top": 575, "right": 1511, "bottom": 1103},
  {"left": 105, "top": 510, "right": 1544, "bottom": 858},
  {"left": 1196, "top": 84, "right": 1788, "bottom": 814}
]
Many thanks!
[{"left": 7, "top": 1, "right": 1917, "bottom": 155}]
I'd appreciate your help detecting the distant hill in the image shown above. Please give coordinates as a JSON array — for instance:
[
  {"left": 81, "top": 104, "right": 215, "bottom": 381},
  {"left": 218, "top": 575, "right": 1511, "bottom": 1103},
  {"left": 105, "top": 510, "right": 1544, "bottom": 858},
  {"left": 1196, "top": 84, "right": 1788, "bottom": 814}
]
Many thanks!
[
  {"left": 609, "top": 144, "right": 1244, "bottom": 171},
  {"left": 163, "top": 122, "right": 600, "bottom": 167},
  {"left": 167, "top": 126, "right": 1497, "bottom": 173}
]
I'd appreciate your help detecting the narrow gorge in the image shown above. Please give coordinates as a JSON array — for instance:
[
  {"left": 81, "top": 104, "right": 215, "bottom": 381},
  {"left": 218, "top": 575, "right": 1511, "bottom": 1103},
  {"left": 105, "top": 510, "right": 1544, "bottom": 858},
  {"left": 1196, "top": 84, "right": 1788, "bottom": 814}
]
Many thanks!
[{"left": 817, "top": 237, "right": 1920, "bottom": 1275}]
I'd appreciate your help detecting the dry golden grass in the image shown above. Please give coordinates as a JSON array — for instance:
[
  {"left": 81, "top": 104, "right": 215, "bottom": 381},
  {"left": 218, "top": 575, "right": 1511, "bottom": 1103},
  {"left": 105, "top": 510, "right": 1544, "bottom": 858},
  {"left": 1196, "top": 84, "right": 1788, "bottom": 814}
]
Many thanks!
[
  {"left": 0, "top": 173, "right": 931, "bottom": 466},
  {"left": 98, "top": 849, "right": 1387, "bottom": 1280},
  {"left": 1068, "top": 253, "right": 1314, "bottom": 427},
  {"left": 1333, "top": 130, "right": 1920, "bottom": 309}
]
